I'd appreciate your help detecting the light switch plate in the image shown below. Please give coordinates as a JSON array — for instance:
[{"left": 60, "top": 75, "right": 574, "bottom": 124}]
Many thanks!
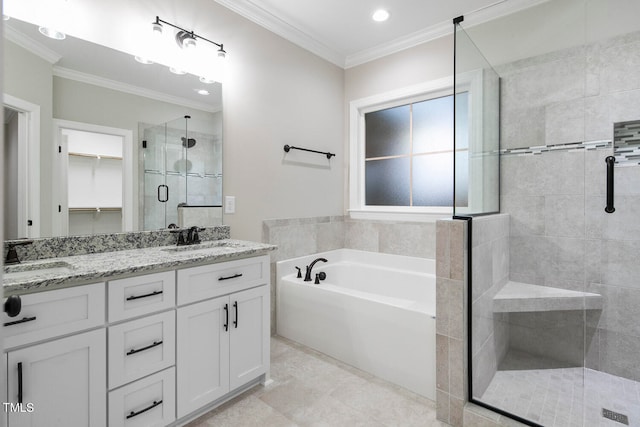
[{"left": 225, "top": 196, "right": 236, "bottom": 214}]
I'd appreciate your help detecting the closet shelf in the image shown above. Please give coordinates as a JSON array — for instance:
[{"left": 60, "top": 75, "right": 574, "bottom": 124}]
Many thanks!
[
  {"left": 69, "top": 207, "right": 122, "bottom": 212},
  {"left": 493, "top": 281, "right": 603, "bottom": 313},
  {"left": 69, "top": 151, "right": 122, "bottom": 160}
]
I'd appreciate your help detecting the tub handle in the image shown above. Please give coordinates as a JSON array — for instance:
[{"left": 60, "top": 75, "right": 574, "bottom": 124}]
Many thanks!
[{"left": 294, "top": 266, "right": 302, "bottom": 278}]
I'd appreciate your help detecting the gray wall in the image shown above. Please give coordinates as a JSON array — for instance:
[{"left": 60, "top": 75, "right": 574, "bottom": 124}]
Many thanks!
[
  {"left": 499, "top": 30, "right": 640, "bottom": 381},
  {"left": 3, "top": 111, "right": 19, "bottom": 239}
]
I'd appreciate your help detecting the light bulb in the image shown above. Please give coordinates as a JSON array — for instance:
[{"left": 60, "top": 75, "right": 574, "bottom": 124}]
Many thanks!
[{"left": 39, "top": 26, "right": 66, "bottom": 40}]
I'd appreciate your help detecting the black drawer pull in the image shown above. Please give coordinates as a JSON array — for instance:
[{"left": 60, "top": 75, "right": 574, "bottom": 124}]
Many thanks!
[
  {"left": 126, "top": 340, "right": 163, "bottom": 356},
  {"left": 223, "top": 303, "right": 229, "bottom": 331},
  {"left": 17, "top": 362, "right": 23, "bottom": 404},
  {"left": 126, "top": 399, "right": 163, "bottom": 419},
  {"left": 218, "top": 273, "right": 242, "bottom": 281},
  {"left": 126, "top": 290, "right": 163, "bottom": 301},
  {"left": 4, "top": 316, "right": 36, "bottom": 327}
]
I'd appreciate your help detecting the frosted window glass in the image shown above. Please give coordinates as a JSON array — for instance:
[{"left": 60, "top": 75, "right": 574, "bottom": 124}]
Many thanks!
[
  {"left": 455, "top": 150, "right": 469, "bottom": 207},
  {"left": 365, "top": 158, "right": 410, "bottom": 206},
  {"left": 412, "top": 153, "right": 453, "bottom": 206},
  {"left": 412, "top": 96, "right": 453, "bottom": 154},
  {"left": 365, "top": 105, "right": 410, "bottom": 158},
  {"left": 455, "top": 92, "right": 469, "bottom": 150}
]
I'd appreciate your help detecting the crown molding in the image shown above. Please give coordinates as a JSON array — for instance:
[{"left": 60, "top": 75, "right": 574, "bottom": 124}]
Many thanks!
[
  {"left": 216, "top": 0, "right": 550, "bottom": 69},
  {"left": 53, "top": 67, "right": 220, "bottom": 113},
  {"left": 4, "top": 25, "right": 62, "bottom": 64},
  {"left": 214, "top": 0, "right": 345, "bottom": 67}
]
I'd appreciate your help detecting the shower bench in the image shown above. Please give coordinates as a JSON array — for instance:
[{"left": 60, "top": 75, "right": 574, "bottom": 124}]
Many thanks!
[{"left": 493, "top": 281, "right": 603, "bottom": 312}]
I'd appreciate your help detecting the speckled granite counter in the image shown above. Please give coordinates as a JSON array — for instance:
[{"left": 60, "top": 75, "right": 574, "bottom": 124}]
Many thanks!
[{"left": 3, "top": 239, "right": 276, "bottom": 296}]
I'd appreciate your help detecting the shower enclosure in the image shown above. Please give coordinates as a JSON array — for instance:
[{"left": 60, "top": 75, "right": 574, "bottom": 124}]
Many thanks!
[
  {"left": 458, "top": 0, "right": 640, "bottom": 425},
  {"left": 141, "top": 115, "right": 222, "bottom": 230}
]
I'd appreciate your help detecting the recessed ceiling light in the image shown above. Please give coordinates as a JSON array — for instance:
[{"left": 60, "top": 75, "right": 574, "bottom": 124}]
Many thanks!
[
  {"left": 38, "top": 26, "right": 66, "bottom": 40},
  {"left": 197, "top": 89, "right": 210, "bottom": 96},
  {"left": 3, "top": 15, "right": 10, "bottom": 21},
  {"left": 134, "top": 56, "right": 154, "bottom": 65},
  {"left": 169, "top": 67, "right": 187, "bottom": 75},
  {"left": 372, "top": 9, "right": 390, "bottom": 22},
  {"left": 199, "top": 76, "right": 216, "bottom": 84}
]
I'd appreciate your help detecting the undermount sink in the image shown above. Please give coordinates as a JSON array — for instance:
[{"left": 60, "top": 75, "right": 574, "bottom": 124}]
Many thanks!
[
  {"left": 3, "top": 261, "right": 74, "bottom": 279},
  {"left": 161, "top": 240, "right": 244, "bottom": 253}
]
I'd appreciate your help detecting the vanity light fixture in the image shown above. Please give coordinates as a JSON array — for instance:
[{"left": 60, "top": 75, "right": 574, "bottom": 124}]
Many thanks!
[
  {"left": 372, "top": 9, "right": 390, "bottom": 22},
  {"left": 169, "top": 67, "right": 187, "bottom": 75},
  {"left": 39, "top": 26, "right": 66, "bottom": 40},
  {"left": 151, "top": 16, "right": 226, "bottom": 57},
  {"left": 134, "top": 56, "right": 154, "bottom": 65},
  {"left": 199, "top": 76, "right": 216, "bottom": 84}
]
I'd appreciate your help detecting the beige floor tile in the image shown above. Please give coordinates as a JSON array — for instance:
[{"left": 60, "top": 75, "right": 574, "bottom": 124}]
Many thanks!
[{"left": 186, "top": 336, "right": 439, "bottom": 427}]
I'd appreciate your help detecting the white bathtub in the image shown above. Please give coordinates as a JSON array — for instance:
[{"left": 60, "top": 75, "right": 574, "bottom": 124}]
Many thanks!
[{"left": 276, "top": 249, "right": 436, "bottom": 400}]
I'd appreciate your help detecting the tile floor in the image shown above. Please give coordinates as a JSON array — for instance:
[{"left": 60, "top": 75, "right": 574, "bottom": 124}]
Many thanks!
[
  {"left": 186, "top": 336, "right": 445, "bottom": 427},
  {"left": 481, "top": 366, "right": 640, "bottom": 427}
]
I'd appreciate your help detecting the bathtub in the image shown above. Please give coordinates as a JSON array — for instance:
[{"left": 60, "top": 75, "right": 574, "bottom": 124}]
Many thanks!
[{"left": 276, "top": 249, "right": 436, "bottom": 400}]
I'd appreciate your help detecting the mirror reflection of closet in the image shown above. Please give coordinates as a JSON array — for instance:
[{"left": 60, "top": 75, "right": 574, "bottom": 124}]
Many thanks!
[{"left": 54, "top": 120, "right": 133, "bottom": 236}]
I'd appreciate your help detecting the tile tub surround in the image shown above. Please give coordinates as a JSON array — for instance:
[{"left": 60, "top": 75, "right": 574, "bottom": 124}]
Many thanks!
[
  {"left": 2, "top": 238, "right": 275, "bottom": 296},
  {"left": 499, "top": 28, "right": 640, "bottom": 383},
  {"left": 4, "top": 226, "right": 230, "bottom": 262},
  {"left": 263, "top": 215, "right": 438, "bottom": 334}
]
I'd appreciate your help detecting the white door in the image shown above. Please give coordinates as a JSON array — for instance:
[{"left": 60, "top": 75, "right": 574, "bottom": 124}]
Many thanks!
[
  {"left": 229, "top": 285, "right": 269, "bottom": 390},
  {"left": 6, "top": 329, "right": 106, "bottom": 427},
  {"left": 176, "top": 296, "right": 230, "bottom": 418}
]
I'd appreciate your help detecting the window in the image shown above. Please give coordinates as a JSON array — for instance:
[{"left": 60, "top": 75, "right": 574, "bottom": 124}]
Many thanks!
[
  {"left": 364, "top": 93, "right": 468, "bottom": 207},
  {"left": 349, "top": 75, "right": 477, "bottom": 221}
]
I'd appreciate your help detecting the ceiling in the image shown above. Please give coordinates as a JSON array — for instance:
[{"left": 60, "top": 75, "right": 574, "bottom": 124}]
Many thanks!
[{"left": 214, "top": 0, "right": 549, "bottom": 67}]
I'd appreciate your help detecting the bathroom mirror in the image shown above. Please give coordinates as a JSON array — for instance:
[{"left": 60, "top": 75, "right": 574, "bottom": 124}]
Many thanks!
[
  {"left": 613, "top": 120, "right": 640, "bottom": 166},
  {"left": 3, "top": 17, "right": 223, "bottom": 239}
]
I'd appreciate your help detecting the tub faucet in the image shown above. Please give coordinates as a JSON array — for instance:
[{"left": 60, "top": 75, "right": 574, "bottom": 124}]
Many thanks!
[
  {"left": 5, "top": 240, "right": 34, "bottom": 264},
  {"left": 304, "top": 257, "right": 327, "bottom": 282}
]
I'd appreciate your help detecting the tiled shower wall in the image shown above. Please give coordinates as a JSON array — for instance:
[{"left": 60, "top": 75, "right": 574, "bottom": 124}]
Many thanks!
[
  {"left": 262, "top": 216, "right": 437, "bottom": 334},
  {"left": 499, "top": 30, "right": 640, "bottom": 381}
]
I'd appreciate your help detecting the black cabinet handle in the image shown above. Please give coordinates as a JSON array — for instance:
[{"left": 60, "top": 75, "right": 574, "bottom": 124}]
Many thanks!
[
  {"left": 223, "top": 303, "right": 229, "bottom": 331},
  {"left": 17, "top": 362, "right": 23, "bottom": 404},
  {"left": 233, "top": 301, "right": 238, "bottom": 328},
  {"left": 126, "top": 340, "right": 163, "bottom": 356},
  {"left": 126, "top": 290, "right": 163, "bottom": 301},
  {"left": 218, "top": 273, "right": 242, "bottom": 281},
  {"left": 4, "top": 316, "right": 36, "bottom": 327},
  {"left": 126, "top": 399, "right": 163, "bottom": 419}
]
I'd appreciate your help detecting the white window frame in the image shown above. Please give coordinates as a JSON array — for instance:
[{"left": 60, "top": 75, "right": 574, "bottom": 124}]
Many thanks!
[{"left": 348, "top": 70, "right": 483, "bottom": 222}]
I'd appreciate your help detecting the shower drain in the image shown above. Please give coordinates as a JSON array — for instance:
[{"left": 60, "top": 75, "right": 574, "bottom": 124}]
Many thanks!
[{"left": 602, "top": 408, "right": 629, "bottom": 425}]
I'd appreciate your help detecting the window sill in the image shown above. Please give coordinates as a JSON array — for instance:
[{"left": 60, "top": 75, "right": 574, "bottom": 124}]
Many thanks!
[{"left": 348, "top": 209, "right": 452, "bottom": 223}]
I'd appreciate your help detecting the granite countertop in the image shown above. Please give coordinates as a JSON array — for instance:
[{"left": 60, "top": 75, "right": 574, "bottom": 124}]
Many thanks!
[{"left": 3, "top": 239, "right": 277, "bottom": 296}]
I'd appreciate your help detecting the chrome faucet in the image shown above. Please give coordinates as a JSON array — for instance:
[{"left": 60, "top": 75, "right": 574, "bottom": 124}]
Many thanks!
[{"left": 304, "top": 257, "right": 327, "bottom": 281}]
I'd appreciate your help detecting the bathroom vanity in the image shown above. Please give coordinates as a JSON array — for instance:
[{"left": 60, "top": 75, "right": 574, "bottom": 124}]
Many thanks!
[{"left": 2, "top": 235, "right": 275, "bottom": 427}]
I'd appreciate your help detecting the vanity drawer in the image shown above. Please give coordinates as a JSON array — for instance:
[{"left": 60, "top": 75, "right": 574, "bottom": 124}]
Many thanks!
[
  {"left": 177, "top": 255, "right": 269, "bottom": 305},
  {"left": 108, "top": 367, "right": 176, "bottom": 427},
  {"left": 108, "top": 271, "right": 175, "bottom": 322},
  {"left": 2, "top": 282, "right": 105, "bottom": 349},
  {"left": 108, "top": 311, "right": 175, "bottom": 389}
]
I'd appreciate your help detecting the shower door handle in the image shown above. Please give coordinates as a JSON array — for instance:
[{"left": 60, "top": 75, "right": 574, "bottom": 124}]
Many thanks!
[
  {"left": 605, "top": 156, "right": 615, "bottom": 213},
  {"left": 157, "top": 185, "right": 169, "bottom": 203}
]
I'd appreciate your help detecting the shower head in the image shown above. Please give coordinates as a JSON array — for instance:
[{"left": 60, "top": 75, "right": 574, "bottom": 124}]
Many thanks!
[{"left": 181, "top": 137, "right": 196, "bottom": 148}]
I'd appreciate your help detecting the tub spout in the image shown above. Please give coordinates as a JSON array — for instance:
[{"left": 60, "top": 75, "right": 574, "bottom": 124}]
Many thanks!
[{"left": 304, "top": 257, "right": 327, "bottom": 281}]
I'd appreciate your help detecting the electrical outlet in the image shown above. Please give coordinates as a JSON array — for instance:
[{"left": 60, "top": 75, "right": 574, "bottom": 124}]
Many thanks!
[{"left": 225, "top": 196, "right": 236, "bottom": 214}]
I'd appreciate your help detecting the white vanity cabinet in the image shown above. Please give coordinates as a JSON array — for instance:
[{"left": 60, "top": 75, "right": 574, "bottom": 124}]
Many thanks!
[
  {"left": 106, "top": 271, "right": 177, "bottom": 427},
  {"left": 176, "top": 256, "right": 270, "bottom": 419},
  {"left": 3, "top": 283, "right": 107, "bottom": 427}
]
